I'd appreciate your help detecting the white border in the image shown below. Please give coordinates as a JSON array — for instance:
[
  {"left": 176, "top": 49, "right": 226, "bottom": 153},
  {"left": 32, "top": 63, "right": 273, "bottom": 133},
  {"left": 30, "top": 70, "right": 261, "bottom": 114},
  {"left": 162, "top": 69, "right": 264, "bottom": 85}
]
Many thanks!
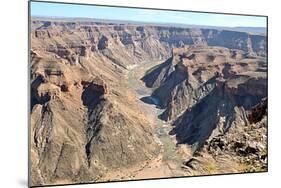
[{"left": 0, "top": 0, "right": 279, "bottom": 187}]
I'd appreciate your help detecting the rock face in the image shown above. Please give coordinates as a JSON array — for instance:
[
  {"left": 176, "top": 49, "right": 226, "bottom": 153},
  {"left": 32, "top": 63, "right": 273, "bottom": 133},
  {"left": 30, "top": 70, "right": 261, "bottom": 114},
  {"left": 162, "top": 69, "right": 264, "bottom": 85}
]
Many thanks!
[
  {"left": 31, "top": 19, "right": 266, "bottom": 68},
  {"left": 205, "top": 98, "right": 268, "bottom": 172},
  {"left": 30, "top": 18, "right": 267, "bottom": 186},
  {"left": 171, "top": 75, "right": 267, "bottom": 151},
  {"left": 30, "top": 20, "right": 163, "bottom": 186},
  {"left": 247, "top": 98, "right": 267, "bottom": 124},
  {"left": 143, "top": 45, "right": 267, "bottom": 172},
  {"left": 143, "top": 46, "right": 267, "bottom": 121}
]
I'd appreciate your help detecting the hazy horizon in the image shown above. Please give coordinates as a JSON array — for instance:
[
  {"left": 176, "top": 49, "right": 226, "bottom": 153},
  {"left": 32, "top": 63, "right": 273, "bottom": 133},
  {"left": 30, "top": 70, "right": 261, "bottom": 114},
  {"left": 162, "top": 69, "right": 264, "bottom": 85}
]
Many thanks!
[
  {"left": 31, "top": 1, "right": 267, "bottom": 28},
  {"left": 31, "top": 15, "right": 267, "bottom": 30}
]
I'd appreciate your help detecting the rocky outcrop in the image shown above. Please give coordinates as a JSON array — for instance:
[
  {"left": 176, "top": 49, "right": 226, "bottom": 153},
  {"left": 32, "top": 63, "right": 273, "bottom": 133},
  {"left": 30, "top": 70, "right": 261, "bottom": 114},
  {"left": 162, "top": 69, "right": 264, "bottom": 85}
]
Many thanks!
[
  {"left": 81, "top": 77, "right": 108, "bottom": 108},
  {"left": 142, "top": 44, "right": 267, "bottom": 172},
  {"left": 171, "top": 74, "right": 267, "bottom": 152},
  {"left": 84, "top": 99, "right": 158, "bottom": 172},
  {"left": 30, "top": 27, "right": 160, "bottom": 185},
  {"left": 143, "top": 46, "right": 266, "bottom": 121},
  {"left": 205, "top": 98, "right": 267, "bottom": 171},
  {"left": 247, "top": 98, "right": 267, "bottom": 124},
  {"left": 31, "top": 19, "right": 267, "bottom": 70},
  {"left": 30, "top": 61, "right": 160, "bottom": 186}
]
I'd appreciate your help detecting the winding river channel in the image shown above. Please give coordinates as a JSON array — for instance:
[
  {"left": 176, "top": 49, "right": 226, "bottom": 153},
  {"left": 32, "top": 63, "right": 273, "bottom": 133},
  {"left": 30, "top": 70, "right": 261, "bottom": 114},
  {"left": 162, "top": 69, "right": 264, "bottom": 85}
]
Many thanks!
[{"left": 126, "top": 61, "right": 186, "bottom": 177}]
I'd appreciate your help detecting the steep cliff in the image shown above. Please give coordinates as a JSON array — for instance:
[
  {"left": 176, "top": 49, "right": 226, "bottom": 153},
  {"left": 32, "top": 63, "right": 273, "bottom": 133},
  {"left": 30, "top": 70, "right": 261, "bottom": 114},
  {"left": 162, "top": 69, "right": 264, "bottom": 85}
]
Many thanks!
[
  {"left": 30, "top": 22, "right": 162, "bottom": 185},
  {"left": 31, "top": 19, "right": 266, "bottom": 68},
  {"left": 171, "top": 73, "right": 267, "bottom": 151},
  {"left": 143, "top": 45, "right": 267, "bottom": 172},
  {"left": 143, "top": 46, "right": 266, "bottom": 121}
]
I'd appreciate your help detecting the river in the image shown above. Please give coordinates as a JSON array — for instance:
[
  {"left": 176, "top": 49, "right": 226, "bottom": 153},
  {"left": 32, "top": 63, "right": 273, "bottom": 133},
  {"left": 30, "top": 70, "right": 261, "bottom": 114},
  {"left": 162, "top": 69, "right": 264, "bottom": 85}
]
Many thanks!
[{"left": 126, "top": 61, "right": 186, "bottom": 178}]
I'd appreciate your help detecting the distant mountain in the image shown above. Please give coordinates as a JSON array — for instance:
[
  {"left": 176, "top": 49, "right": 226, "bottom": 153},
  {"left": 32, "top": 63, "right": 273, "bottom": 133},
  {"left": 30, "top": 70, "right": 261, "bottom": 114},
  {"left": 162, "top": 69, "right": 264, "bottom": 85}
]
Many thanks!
[
  {"left": 31, "top": 16, "right": 266, "bottom": 35},
  {"left": 233, "top": 27, "right": 266, "bottom": 34}
]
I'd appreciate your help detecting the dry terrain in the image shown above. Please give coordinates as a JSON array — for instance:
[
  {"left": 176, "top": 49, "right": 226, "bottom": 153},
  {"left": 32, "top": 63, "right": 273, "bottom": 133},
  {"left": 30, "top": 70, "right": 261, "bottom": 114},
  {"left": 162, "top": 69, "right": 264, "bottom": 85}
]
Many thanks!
[{"left": 30, "top": 18, "right": 267, "bottom": 186}]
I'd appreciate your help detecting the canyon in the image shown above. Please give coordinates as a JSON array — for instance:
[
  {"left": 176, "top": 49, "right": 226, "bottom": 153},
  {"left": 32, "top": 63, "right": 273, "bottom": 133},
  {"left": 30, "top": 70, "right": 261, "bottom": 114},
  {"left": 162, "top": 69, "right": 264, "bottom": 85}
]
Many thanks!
[{"left": 30, "top": 18, "right": 267, "bottom": 186}]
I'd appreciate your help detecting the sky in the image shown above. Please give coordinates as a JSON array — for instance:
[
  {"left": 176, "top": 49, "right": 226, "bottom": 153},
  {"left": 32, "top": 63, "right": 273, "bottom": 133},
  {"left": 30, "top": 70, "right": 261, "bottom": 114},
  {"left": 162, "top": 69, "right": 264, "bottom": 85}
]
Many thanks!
[{"left": 30, "top": 1, "right": 267, "bottom": 28}]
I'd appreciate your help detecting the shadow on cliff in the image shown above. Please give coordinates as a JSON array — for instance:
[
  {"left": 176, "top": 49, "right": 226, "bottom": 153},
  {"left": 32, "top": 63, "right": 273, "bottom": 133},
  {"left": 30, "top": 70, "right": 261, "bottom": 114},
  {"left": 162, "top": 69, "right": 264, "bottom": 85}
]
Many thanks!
[
  {"left": 141, "top": 57, "right": 172, "bottom": 88},
  {"left": 170, "top": 79, "right": 266, "bottom": 153},
  {"left": 81, "top": 87, "right": 103, "bottom": 110},
  {"left": 140, "top": 96, "right": 161, "bottom": 107},
  {"left": 170, "top": 88, "right": 222, "bottom": 153}
]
